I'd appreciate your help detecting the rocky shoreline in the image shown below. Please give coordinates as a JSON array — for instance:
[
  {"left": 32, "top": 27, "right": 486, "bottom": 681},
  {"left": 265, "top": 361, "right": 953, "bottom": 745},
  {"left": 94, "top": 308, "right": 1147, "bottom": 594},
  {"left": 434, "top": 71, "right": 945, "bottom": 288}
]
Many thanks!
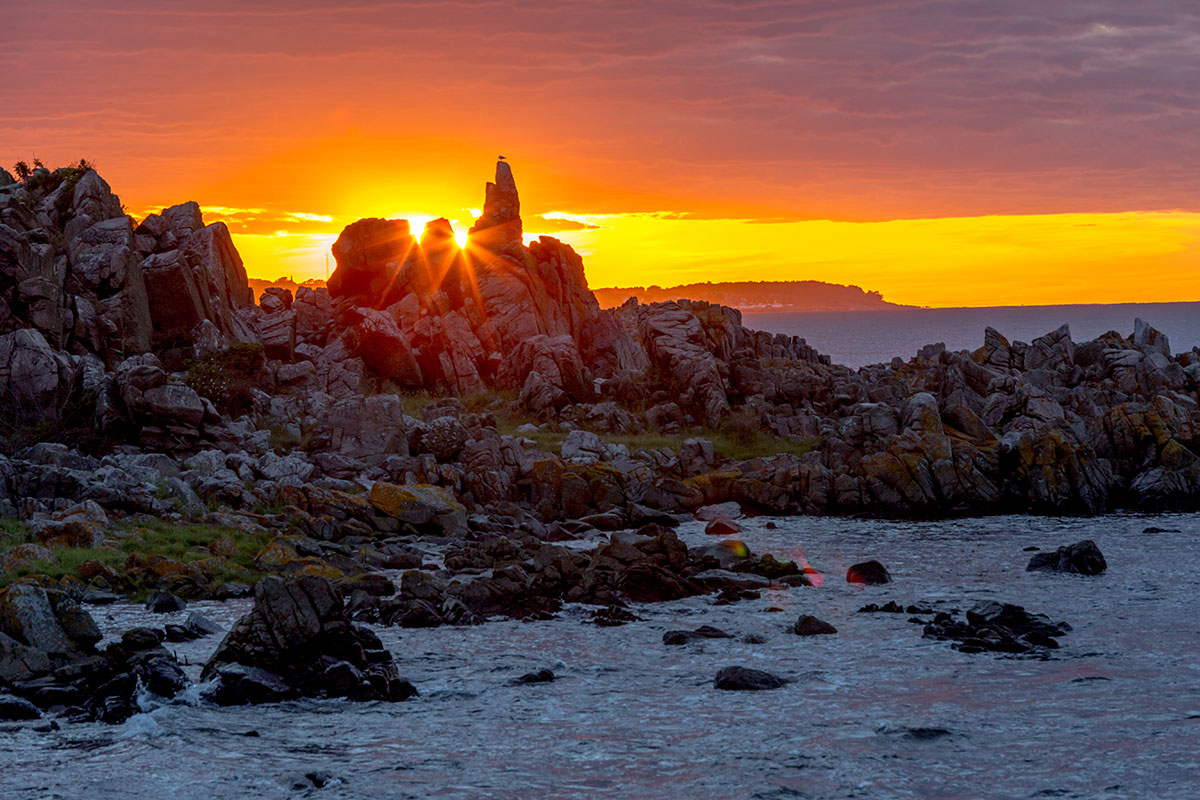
[{"left": 1, "top": 159, "right": 1197, "bottom": 721}]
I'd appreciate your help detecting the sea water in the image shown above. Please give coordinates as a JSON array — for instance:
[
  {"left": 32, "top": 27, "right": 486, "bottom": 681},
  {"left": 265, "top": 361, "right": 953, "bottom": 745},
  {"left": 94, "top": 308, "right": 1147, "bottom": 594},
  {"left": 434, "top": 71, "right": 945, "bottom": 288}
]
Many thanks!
[
  {"left": 743, "top": 302, "right": 1200, "bottom": 369},
  {"left": 3, "top": 513, "right": 1198, "bottom": 799}
]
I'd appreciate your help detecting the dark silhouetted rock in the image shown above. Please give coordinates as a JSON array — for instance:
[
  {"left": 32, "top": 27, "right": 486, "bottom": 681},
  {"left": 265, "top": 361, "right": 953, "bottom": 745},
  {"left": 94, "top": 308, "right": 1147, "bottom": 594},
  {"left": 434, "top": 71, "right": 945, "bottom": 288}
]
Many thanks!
[
  {"left": 513, "top": 668, "right": 555, "bottom": 684},
  {"left": 704, "top": 516, "right": 740, "bottom": 536},
  {"left": 923, "top": 601, "right": 1070, "bottom": 656},
  {"left": 714, "top": 665, "right": 788, "bottom": 691},
  {"left": 792, "top": 615, "right": 837, "bottom": 635},
  {"left": 201, "top": 575, "right": 414, "bottom": 704},
  {"left": 145, "top": 590, "right": 187, "bottom": 613},
  {"left": 662, "top": 625, "right": 732, "bottom": 646},
  {"left": 846, "top": 560, "right": 892, "bottom": 585},
  {"left": 0, "top": 692, "right": 40, "bottom": 720},
  {"left": 1026, "top": 540, "right": 1107, "bottom": 575}
]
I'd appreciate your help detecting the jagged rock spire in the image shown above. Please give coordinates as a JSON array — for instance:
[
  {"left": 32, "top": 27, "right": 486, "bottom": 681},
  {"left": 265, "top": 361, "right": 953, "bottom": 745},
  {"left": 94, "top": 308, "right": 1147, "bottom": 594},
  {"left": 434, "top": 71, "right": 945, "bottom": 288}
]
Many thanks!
[{"left": 468, "top": 160, "right": 523, "bottom": 255}]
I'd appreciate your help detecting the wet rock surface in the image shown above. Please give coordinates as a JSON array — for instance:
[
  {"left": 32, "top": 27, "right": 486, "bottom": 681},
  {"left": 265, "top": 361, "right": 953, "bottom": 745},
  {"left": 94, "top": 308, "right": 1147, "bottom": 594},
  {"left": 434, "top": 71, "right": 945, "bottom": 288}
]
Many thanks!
[
  {"left": 922, "top": 601, "right": 1070, "bottom": 656},
  {"left": 1026, "top": 539, "right": 1107, "bottom": 575},
  {"left": 714, "top": 665, "right": 789, "bottom": 691},
  {"left": 202, "top": 575, "right": 415, "bottom": 705},
  {"left": 792, "top": 614, "right": 837, "bottom": 635}
]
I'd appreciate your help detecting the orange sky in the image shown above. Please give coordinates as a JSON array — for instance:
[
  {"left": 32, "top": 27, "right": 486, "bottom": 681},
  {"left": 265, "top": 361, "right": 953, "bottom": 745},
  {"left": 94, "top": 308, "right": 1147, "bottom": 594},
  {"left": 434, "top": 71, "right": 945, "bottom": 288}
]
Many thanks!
[{"left": 4, "top": 2, "right": 1199, "bottom": 306}]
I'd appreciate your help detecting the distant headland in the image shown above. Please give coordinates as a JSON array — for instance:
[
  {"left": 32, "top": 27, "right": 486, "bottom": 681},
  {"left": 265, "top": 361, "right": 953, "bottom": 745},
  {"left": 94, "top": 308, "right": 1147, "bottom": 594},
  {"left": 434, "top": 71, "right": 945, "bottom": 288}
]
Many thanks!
[
  {"left": 248, "top": 277, "right": 907, "bottom": 315},
  {"left": 591, "top": 280, "right": 910, "bottom": 312}
]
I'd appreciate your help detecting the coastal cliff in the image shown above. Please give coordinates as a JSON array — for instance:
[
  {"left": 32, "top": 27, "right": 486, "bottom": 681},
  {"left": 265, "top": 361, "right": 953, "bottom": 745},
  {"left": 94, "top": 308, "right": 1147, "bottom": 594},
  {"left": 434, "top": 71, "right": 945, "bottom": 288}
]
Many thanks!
[{"left": 3, "top": 160, "right": 1197, "bottom": 526}]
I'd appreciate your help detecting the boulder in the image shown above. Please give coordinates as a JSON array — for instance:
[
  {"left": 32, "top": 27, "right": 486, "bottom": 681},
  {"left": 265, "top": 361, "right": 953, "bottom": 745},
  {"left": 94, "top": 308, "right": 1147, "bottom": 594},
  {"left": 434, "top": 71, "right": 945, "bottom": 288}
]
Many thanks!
[
  {"left": 704, "top": 516, "right": 740, "bottom": 536},
  {"left": 663, "top": 625, "right": 732, "bottom": 646},
  {"left": 145, "top": 590, "right": 187, "bottom": 613},
  {"left": 0, "top": 329, "right": 73, "bottom": 421},
  {"left": 0, "top": 692, "right": 40, "bottom": 720},
  {"left": 846, "top": 560, "right": 892, "bottom": 585},
  {"left": 1026, "top": 540, "right": 1107, "bottom": 575},
  {"left": 368, "top": 482, "right": 467, "bottom": 536},
  {"left": 513, "top": 668, "right": 555, "bottom": 685},
  {"left": 923, "top": 601, "right": 1070, "bottom": 655},
  {"left": 792, "top": 615, "right": 837, "bottom": 636},
  {"left": 713, "top": 665, "right": 788, "bottom": 691},
  {"left": 201, "top": 575, "right": 415, "bottom": 704}
]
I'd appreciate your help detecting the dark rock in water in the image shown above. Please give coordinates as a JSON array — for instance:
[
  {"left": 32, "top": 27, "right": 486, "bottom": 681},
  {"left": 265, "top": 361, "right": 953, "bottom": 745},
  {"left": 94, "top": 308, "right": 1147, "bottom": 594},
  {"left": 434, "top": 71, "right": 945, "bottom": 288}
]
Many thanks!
[
  {"left": 858, "top": 601, "right": 932, "bottom": 615},
  {"left": 201, "top": 575, "right": 415, "bottom": 704},
  {"left": 307, "top": 772, "right": 337, "bottom": 789},
  {"left": 145, "top": 590, "right": 187, "bottom": 614},
  {"left": 137, "top": 654, "right": 189, "bottom": 699},
  {"left": 713, "top": 587, "right": 760, "bottom": 605},
  {"left": 514, "top": 668, "right": 555, "bottom": 684},
  {"left": 588, "top": 606, "right": 640, "bottom": 627},
  {"left": 0, "top": 588, "right": 191, "bottom": 724},
  {"left": 704, "top": 516, "right": 740, "bottom": 536},
  {"left": 1026, "top": 540, "right": 1106, "bottom": 575},
  {"left": 923, "top": 601, "right": 1070, "bottom": 657},
  {"left": 1023, "top": 546, "right": 1039, "bottom": 552},
  {"left": 111, "top": 627, "right": 164, "bottom": 656},
  {"left": 1143, "top": 526, "right": 1180, "bottom": 534},
  {"left": 290, "top": 771, "right": 339, "bottom": 791},
  {"left": 164, "top": 612, "right": 222, "bottom": 642},
  {"left": 663, "top": 625, "right": 732, "bottom": 645},
  {"left": 163, "top": 624, "right": 197, "bottom": 643},
  {"left": 846, "top": 560, "right": 891, "bottom": 585},
  {"left": 859, "top": 601, "right": 904, "bottom": 613},
  {"left": 792, "top": 615, "right": 837, "bottom": 636},
  {"left": 0, "top": 693, "right": 41, "bottom": 720},
  {"left": 208, "top": 664, "right": 296, "bottom": 705},
  {"left": 714, "top": 666, "right": 788, "bottom": 691},
  {"left": 877, "top": 725, "right": 952, "bottom": 741}
]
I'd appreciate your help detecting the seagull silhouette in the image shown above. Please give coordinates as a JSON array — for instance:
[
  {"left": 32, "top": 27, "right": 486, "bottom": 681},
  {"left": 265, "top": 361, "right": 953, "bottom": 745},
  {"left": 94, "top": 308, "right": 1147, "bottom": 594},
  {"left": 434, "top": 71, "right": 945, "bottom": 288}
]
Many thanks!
[{"left": 498, "top": 155, "right": 506, "bottom": 160}]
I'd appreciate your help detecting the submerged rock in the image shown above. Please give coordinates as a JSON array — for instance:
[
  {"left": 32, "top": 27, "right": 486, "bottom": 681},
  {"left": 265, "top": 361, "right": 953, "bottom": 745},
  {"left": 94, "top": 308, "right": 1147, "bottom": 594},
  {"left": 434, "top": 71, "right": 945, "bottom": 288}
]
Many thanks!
[
  {"left": 513, "top": 668, "right": 555, "bottom": 685},
  {"left": 846, "top": 560, "right": 892, "bottom": 585},
  {"left": 713, "top": 666, "right": 788, "bottom": 691},
  {"left": 662, "top": 625, "right": 732, "bottom": 646},
  {"left": 145, "top": 590, "right": 187, "bottom": 613},
  {"left": 1026, "top": 540, "right": 1107, "bottom": 575},
  {"left": 923, "top": 601, "right": 1070, "bottom": 656},
  {"left": 792, "top": 615, "right": 837, "bottom": 636}
]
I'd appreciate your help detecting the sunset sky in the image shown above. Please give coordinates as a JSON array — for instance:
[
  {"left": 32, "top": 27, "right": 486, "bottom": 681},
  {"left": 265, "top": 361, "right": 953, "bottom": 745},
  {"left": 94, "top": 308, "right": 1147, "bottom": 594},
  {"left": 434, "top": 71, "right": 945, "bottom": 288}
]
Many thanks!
[{"left": 3, "top": 1, "right": 1198, "bottom": 307}]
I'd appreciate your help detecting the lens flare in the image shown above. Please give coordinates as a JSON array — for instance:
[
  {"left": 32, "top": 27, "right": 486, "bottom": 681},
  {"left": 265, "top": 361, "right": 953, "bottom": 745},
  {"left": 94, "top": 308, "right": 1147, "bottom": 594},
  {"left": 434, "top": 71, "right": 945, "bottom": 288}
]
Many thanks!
[
  {"left": 789, "top": 547, "right": 825, "bottom": 588},
  {"left": 720, "top": 539, "right": 749, "bottom": 558}
]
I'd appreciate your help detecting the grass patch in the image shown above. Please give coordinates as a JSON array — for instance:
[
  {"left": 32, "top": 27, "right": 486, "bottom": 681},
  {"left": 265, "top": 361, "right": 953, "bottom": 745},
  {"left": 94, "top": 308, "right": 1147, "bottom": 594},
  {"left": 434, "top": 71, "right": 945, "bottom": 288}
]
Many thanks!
[{"left": 0, "top": 517, "right": 273, "bottom": 590}]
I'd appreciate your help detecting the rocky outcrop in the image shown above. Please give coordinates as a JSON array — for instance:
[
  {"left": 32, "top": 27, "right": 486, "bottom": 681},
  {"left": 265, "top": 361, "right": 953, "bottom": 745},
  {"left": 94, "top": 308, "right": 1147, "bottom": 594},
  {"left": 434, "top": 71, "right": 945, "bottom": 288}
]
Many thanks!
[
  {"left": 922, "top": 601, "right": 1070, "bottom": 656},
  {"left": 1026, "top": 540, "right": 1107, "bottom": 575},
  {"left": 0, "top": 585, "right": 187, "bottom": 723},
  {"left": 320, "top": 162, "right": 651, "bottom": 401},
  {"left": 202, "top": 575, "right": 416, "bottom": 704},
  {"left": 5, "top": 161, "right": 1200, "bottom": 531},
  {"left": 137, "top": 201, "right": 255, "bottom": 352}
]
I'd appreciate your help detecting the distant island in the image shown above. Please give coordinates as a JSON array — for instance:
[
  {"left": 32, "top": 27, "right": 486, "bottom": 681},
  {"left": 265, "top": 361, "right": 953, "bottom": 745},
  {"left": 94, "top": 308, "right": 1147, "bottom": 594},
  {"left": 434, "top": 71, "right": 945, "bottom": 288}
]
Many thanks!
[{"left": 592, "top": 280, "right": 910, "bottom": 311}]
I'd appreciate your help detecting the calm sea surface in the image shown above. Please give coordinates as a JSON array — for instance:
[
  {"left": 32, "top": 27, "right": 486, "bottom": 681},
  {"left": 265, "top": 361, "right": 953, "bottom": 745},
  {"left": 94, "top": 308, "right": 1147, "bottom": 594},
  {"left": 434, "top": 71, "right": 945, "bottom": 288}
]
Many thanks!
[
  {"left": 4, "top": 514, "right": 1198, "bottom": 799},
  {"left": 743, "top": 302, "right": 1200, "bottom": 368}
]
